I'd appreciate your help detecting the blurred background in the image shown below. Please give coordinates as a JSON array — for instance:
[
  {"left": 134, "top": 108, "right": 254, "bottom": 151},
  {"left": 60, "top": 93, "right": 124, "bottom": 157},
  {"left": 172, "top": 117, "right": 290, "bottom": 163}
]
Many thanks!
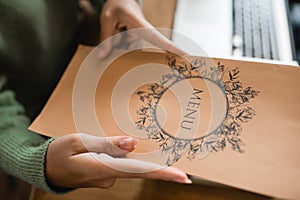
[{"left": 290, "top": 0, "right": 300, "bottom": 63}]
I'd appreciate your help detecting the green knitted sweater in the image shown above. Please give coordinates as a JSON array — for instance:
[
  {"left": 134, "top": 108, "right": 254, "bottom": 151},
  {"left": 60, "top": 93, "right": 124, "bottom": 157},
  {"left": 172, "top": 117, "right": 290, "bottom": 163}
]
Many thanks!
[
  {"left": 0, "top": 0, "right": 141, "bottom": 193},
  {"left": 0, "top": 76, "right": 57, "bottom": 193},
  {"left": 0, "top": 0, "right": 105, "bottom": 193}
]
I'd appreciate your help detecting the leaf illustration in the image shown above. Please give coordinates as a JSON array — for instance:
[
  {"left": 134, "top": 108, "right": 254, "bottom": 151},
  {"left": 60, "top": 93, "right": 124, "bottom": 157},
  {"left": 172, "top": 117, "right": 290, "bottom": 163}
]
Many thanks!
[{"left": 236, "top": 107, "right": 255, "bottom": 122}]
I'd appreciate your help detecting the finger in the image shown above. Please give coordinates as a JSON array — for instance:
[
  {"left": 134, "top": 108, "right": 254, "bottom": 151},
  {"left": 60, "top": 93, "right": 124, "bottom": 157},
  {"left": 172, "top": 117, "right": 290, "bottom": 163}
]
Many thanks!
[
  {"left": 90, "top": 178, "right": 116, "bottom": 189},
  {"left": 77, "top": 134, "right": 138, "bottom": 157},
  {"left": 142, "top": 27, "right": 187, "bottom": 56},
  {"left": 79, "top": 0, "right": 96, "bottom": 15},
  {"left": 127, "top": 17, "right": 187, "bottom": 56},
  {"left": 93, "top": 153, "right": 192, "bottom": 184},
  {"left": 99, "top": 12, "right": 117, "bottom": 58}
]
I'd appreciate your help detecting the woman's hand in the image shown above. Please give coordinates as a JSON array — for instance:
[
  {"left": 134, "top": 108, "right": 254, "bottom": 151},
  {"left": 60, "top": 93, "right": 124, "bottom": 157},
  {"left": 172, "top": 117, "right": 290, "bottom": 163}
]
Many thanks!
[
  {"left": 98, "top": 0, "right": 185, "bottom": 58},
  {"left": 46, "top": 133, "right": 191, "bottom": 189}
]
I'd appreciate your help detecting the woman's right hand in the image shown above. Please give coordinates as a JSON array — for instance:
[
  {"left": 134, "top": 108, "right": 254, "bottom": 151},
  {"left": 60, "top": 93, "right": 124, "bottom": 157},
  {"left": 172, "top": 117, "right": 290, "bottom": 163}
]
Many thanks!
[{"left": 46, "top": 133, "right": 192, "bottom": 189}]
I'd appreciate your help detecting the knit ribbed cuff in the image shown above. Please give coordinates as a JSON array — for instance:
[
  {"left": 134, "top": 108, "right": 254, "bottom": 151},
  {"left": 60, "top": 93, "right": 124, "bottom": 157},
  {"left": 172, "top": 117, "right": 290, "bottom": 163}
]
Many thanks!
[{"left": 0, "top": 131, "right": 72, "bottom": 194}]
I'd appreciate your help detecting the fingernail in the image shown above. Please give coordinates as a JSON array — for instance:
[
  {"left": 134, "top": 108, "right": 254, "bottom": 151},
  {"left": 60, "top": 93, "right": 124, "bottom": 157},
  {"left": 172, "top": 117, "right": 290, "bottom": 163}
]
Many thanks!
[
  {"left": 119, "top": 138, "right": 138, "bottom": 151},
  {"left": 184, "top": 178, "right": 193, "bottom": 184},
  {"left": 172, "top": 177, "right": 193, "bottom": 184}
]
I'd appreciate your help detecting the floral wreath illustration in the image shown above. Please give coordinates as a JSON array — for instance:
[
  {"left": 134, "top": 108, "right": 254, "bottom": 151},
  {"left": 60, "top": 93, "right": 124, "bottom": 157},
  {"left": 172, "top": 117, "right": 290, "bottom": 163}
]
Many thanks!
[{"left": 135, "top": 55, "right": 259, "bottom": 165}]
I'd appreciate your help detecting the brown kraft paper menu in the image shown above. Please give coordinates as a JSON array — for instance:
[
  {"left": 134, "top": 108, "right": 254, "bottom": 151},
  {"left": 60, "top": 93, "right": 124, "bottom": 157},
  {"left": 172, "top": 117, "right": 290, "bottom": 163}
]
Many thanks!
[{"left": 29, "top": 45, "right": 300, "bottom": 199}]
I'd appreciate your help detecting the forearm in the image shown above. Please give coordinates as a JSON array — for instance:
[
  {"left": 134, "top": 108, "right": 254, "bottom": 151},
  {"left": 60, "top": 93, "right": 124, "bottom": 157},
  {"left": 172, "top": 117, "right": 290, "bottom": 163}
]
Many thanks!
[
  {"left": 0, "top": 77, "right": 68, "bottom": 193},
  {"left": 0, "top": 129, "right": 55, "bottom": 193}
]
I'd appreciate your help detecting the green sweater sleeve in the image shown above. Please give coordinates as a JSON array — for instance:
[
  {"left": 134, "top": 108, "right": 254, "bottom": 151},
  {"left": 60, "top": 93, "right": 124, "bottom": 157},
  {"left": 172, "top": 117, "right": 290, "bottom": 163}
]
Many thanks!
[
  {"left": 0, "top": 0, "right": 141, "bottom": 194},
  {"left": 0, "top": 76, "right": 69, "bottom": 193}
]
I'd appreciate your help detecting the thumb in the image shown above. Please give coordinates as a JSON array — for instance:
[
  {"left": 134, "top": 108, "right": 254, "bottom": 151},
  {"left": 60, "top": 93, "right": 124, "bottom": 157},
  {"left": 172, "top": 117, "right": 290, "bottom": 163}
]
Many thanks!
[
  {"left": 98, "top": 36, "right": 113, "bottom": 59},
  {"left": 99, "top": 16, "right": 116, "bottom": 58},
  {"left": 78, "top": 134, "right": 138, "bottom": 157}
]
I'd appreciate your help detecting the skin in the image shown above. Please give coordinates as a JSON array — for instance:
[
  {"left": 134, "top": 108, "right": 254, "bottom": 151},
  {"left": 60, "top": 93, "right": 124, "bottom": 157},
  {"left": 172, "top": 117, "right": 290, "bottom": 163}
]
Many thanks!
[
  {"left": 46, "top": 0, "right": 190, "bottom": 189},
  {"left": 46, "top": 134, "right": 191, "bottom": 188}
]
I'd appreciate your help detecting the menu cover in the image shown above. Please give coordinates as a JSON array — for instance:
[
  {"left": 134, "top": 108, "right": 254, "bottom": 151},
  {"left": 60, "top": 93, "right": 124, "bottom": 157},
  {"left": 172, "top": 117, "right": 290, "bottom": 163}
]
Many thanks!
[{"left": 30, "top": 45, "right": 300, "bottom": 199}]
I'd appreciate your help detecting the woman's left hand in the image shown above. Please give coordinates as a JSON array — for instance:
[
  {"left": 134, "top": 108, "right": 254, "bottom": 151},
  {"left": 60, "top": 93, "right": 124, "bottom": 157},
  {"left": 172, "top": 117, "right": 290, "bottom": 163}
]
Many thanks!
[{"left": 98, "top": 0, "right": 185, "bottom": 58}]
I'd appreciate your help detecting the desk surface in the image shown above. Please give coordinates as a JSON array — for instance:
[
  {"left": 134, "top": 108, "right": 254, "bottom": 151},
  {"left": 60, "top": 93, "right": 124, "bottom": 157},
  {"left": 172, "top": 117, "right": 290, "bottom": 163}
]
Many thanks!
[{"left": 32, "top": 179, "right": 270, "bottom": 200}]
